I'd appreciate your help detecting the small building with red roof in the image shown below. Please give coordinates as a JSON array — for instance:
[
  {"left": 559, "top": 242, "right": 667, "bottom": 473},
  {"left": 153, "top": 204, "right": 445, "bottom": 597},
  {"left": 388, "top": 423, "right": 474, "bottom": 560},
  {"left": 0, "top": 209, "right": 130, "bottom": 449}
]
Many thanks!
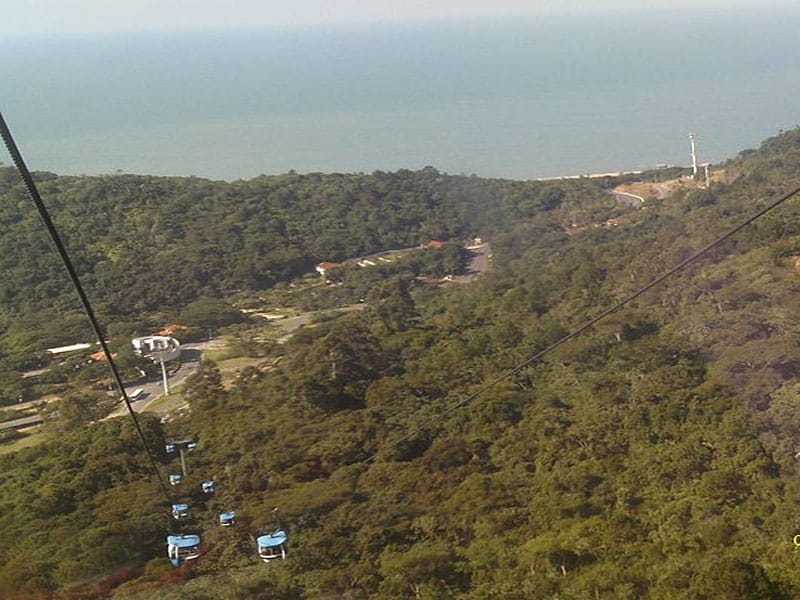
[
  {"left": 316, "top": 262, "right": 343, "bottom": 277},
  {"left": 157, "top": 324, "right": 190, "bottom": 337}
]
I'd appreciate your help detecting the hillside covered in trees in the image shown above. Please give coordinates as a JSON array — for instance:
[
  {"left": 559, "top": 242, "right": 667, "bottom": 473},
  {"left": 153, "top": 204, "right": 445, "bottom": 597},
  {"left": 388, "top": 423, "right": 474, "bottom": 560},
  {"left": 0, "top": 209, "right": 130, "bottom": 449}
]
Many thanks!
[
  {"left": 3, "top": 128, "right": 800, "bottom": 598},
  {"left": 0, "top": 165, "right": 584, "bottom": 380}
]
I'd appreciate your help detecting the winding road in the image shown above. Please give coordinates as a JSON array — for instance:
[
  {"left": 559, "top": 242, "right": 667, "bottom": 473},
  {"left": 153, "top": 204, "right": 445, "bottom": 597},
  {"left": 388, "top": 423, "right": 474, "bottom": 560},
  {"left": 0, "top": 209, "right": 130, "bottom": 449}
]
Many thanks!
[{"left": 612, "top": 189, "right": 645, "bottom": 207}]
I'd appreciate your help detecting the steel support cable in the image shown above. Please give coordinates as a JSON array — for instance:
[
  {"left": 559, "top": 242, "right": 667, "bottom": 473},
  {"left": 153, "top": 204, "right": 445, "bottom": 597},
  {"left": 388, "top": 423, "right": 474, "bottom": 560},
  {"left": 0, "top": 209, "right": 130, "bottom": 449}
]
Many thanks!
[
  {"left": 0, "top": 112, "right": 173, "bottom": 503},
  {"left": 364, "top": 181, "right": 800, "bottom": 464}
]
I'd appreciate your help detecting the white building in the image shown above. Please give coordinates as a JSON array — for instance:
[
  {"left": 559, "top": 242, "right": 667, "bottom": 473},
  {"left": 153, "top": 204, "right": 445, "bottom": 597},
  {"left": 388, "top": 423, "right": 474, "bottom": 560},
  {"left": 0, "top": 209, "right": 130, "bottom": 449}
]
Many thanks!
[{"left": 131, "top": 335, "right": 181, "bottom": 363}]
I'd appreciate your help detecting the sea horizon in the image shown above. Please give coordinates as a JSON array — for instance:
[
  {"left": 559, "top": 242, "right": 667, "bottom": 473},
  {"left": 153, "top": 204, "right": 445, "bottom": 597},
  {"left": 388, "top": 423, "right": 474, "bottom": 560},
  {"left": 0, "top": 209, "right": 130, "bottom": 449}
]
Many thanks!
[{"left": 2, "top": 10, "right": 799, "bottom": 181}]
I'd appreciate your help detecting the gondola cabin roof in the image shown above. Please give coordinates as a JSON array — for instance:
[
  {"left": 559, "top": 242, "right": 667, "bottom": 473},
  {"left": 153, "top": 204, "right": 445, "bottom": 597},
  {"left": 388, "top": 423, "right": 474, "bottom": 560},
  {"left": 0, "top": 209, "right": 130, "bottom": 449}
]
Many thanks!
[
  {"left": 167, "top": 534, "right": 200, "bottom": 548},
  {"left": 257, "top": 530, "right": 287, "bottom": 547}
]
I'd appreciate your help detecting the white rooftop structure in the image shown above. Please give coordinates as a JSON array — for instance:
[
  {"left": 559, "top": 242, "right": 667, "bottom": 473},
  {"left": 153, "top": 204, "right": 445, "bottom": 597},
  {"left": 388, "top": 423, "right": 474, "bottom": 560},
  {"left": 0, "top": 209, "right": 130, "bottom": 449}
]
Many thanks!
[
  {"left": 46, "top": 343, "right": 92, "bottom": 355},
  {"left": 131, "top": 335, "right": 181, "bottom": 362}
]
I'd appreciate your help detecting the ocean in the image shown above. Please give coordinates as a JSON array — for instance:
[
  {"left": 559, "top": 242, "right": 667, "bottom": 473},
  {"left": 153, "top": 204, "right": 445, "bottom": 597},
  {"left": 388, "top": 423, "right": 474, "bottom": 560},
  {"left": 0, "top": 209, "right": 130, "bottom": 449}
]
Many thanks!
[{"left": 2, "top": 8, "right": 800, "bottom": 181}]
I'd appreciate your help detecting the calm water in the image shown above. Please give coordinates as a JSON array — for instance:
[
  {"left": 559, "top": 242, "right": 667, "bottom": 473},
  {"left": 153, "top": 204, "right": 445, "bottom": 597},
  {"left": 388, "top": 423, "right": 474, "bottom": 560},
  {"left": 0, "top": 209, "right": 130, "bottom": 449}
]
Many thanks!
[{"left": 3, "top": 9, "right": 800, "bottom": 180}]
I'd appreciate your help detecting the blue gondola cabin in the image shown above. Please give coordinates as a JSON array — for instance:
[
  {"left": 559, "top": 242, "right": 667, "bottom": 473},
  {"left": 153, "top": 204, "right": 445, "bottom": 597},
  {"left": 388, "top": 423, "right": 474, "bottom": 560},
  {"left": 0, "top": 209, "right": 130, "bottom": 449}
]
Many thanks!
[
  {"left": 257, "top": 530, "right": 287, "bottom": 562},
  {"left": 166, "top": 534, "right": 200, "bottom": 567},
  {"left": 219, "top": 511, "right": 236, "bottom": 526},
  {"left": 202, "top": 480, "right": 215, "bottom": 494},
  {"left": 172, "top": 503, "right": 190, "bottom": 519},
  {"left": 169, "top": 474, "right": 182, "bottom": 486}
]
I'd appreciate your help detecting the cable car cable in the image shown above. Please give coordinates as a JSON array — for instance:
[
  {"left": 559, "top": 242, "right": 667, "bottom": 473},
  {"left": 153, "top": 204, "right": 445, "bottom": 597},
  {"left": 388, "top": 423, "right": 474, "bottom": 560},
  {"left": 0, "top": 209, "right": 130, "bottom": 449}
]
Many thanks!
[
  {"left": 0, "top": 112, "right": 173, "bottom": 503},
  {"left": 363, "top": 179, "right": 800, "bottom": 463}
]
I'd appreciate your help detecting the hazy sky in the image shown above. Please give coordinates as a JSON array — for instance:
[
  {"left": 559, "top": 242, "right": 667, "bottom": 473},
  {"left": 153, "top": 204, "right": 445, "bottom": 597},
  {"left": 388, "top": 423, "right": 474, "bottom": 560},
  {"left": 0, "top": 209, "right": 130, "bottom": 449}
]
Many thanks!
[{"left": 3, "top": 0, "right": 788, "bottom": 36}]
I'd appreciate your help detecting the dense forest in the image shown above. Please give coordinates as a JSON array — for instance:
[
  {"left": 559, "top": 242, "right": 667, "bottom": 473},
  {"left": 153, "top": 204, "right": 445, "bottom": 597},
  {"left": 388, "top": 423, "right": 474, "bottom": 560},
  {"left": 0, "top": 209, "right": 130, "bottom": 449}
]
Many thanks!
[
  {"left": 3, "top": 128, "right": 800, "bottom": 598},
  {"left": 0, "top": 165, "right": 576, "bottom": 316},
  {"left": 0, "top": 165, "right": 588, "bottom": 381}
]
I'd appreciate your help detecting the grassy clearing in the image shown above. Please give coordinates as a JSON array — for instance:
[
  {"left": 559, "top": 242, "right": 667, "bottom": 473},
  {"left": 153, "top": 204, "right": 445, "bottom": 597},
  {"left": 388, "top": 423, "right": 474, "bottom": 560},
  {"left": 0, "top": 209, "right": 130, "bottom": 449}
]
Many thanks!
[
  {"left": 0, "top": 428, "right": 49, "bottom": 455},
  {"left": 139, "top": 393, "right": 178, "bottom": 414},
  {"left": 216, "top": 356, "right": 263, "bottom": 373},
  {"left": 204, "top": 347, "right": 236, "bottom": 362}
]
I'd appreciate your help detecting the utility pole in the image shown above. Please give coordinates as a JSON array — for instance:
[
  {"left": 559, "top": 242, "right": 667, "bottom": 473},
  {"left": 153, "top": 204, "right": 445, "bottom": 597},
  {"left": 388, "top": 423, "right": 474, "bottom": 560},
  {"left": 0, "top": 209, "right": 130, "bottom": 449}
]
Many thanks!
[
  {"left": 179, "top": 445, "right": 188, "bottom": 476},
  {"left": 166, "top": 438, "right": 196, "bottom": 476},
  {"left": 689, "top": 133, "right": 698, "bottom": 180},
  {"left": 160, "top": 358, "right": 170, "bottom": 395},
  {"left": 131, "top": 335, "right": 180, "bottom": 396}
]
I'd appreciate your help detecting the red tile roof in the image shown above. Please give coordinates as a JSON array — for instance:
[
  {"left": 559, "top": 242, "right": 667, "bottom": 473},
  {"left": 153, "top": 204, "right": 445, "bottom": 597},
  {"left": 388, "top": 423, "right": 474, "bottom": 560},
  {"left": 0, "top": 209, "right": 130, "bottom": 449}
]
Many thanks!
[{"left": 157, "top": 324, "right": 190, "bottom": 336}]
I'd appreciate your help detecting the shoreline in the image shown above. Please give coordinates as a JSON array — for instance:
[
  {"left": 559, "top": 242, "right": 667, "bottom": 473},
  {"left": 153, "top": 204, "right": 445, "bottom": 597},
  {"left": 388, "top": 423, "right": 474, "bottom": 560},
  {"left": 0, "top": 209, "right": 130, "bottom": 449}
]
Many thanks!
[
  {"left": 532, "top": 170, "right": 642, "bottom": 182},
  {"left": 532, "top": 166, "right": 681, "bottom": 182}
]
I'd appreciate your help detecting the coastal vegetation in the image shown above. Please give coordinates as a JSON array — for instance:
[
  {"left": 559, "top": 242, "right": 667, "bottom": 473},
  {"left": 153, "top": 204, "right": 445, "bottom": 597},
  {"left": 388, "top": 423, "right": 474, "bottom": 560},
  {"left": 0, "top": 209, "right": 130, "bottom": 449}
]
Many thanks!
[{"left": 2, "top": 128, "right": 800, "bottom": 597}]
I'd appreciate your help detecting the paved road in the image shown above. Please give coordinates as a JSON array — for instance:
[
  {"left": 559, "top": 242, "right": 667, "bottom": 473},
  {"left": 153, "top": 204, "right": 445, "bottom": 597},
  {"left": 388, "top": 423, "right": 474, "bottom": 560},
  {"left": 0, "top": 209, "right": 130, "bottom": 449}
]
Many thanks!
[
  {"left": 0, "top": 414, "right": 44, "bottom": 431},
  {"left": 612, "top": 190, "right": 645, "bottom": 207},
  {"left": 451, "top": 243, "right": 491, "bottom": 284}
]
